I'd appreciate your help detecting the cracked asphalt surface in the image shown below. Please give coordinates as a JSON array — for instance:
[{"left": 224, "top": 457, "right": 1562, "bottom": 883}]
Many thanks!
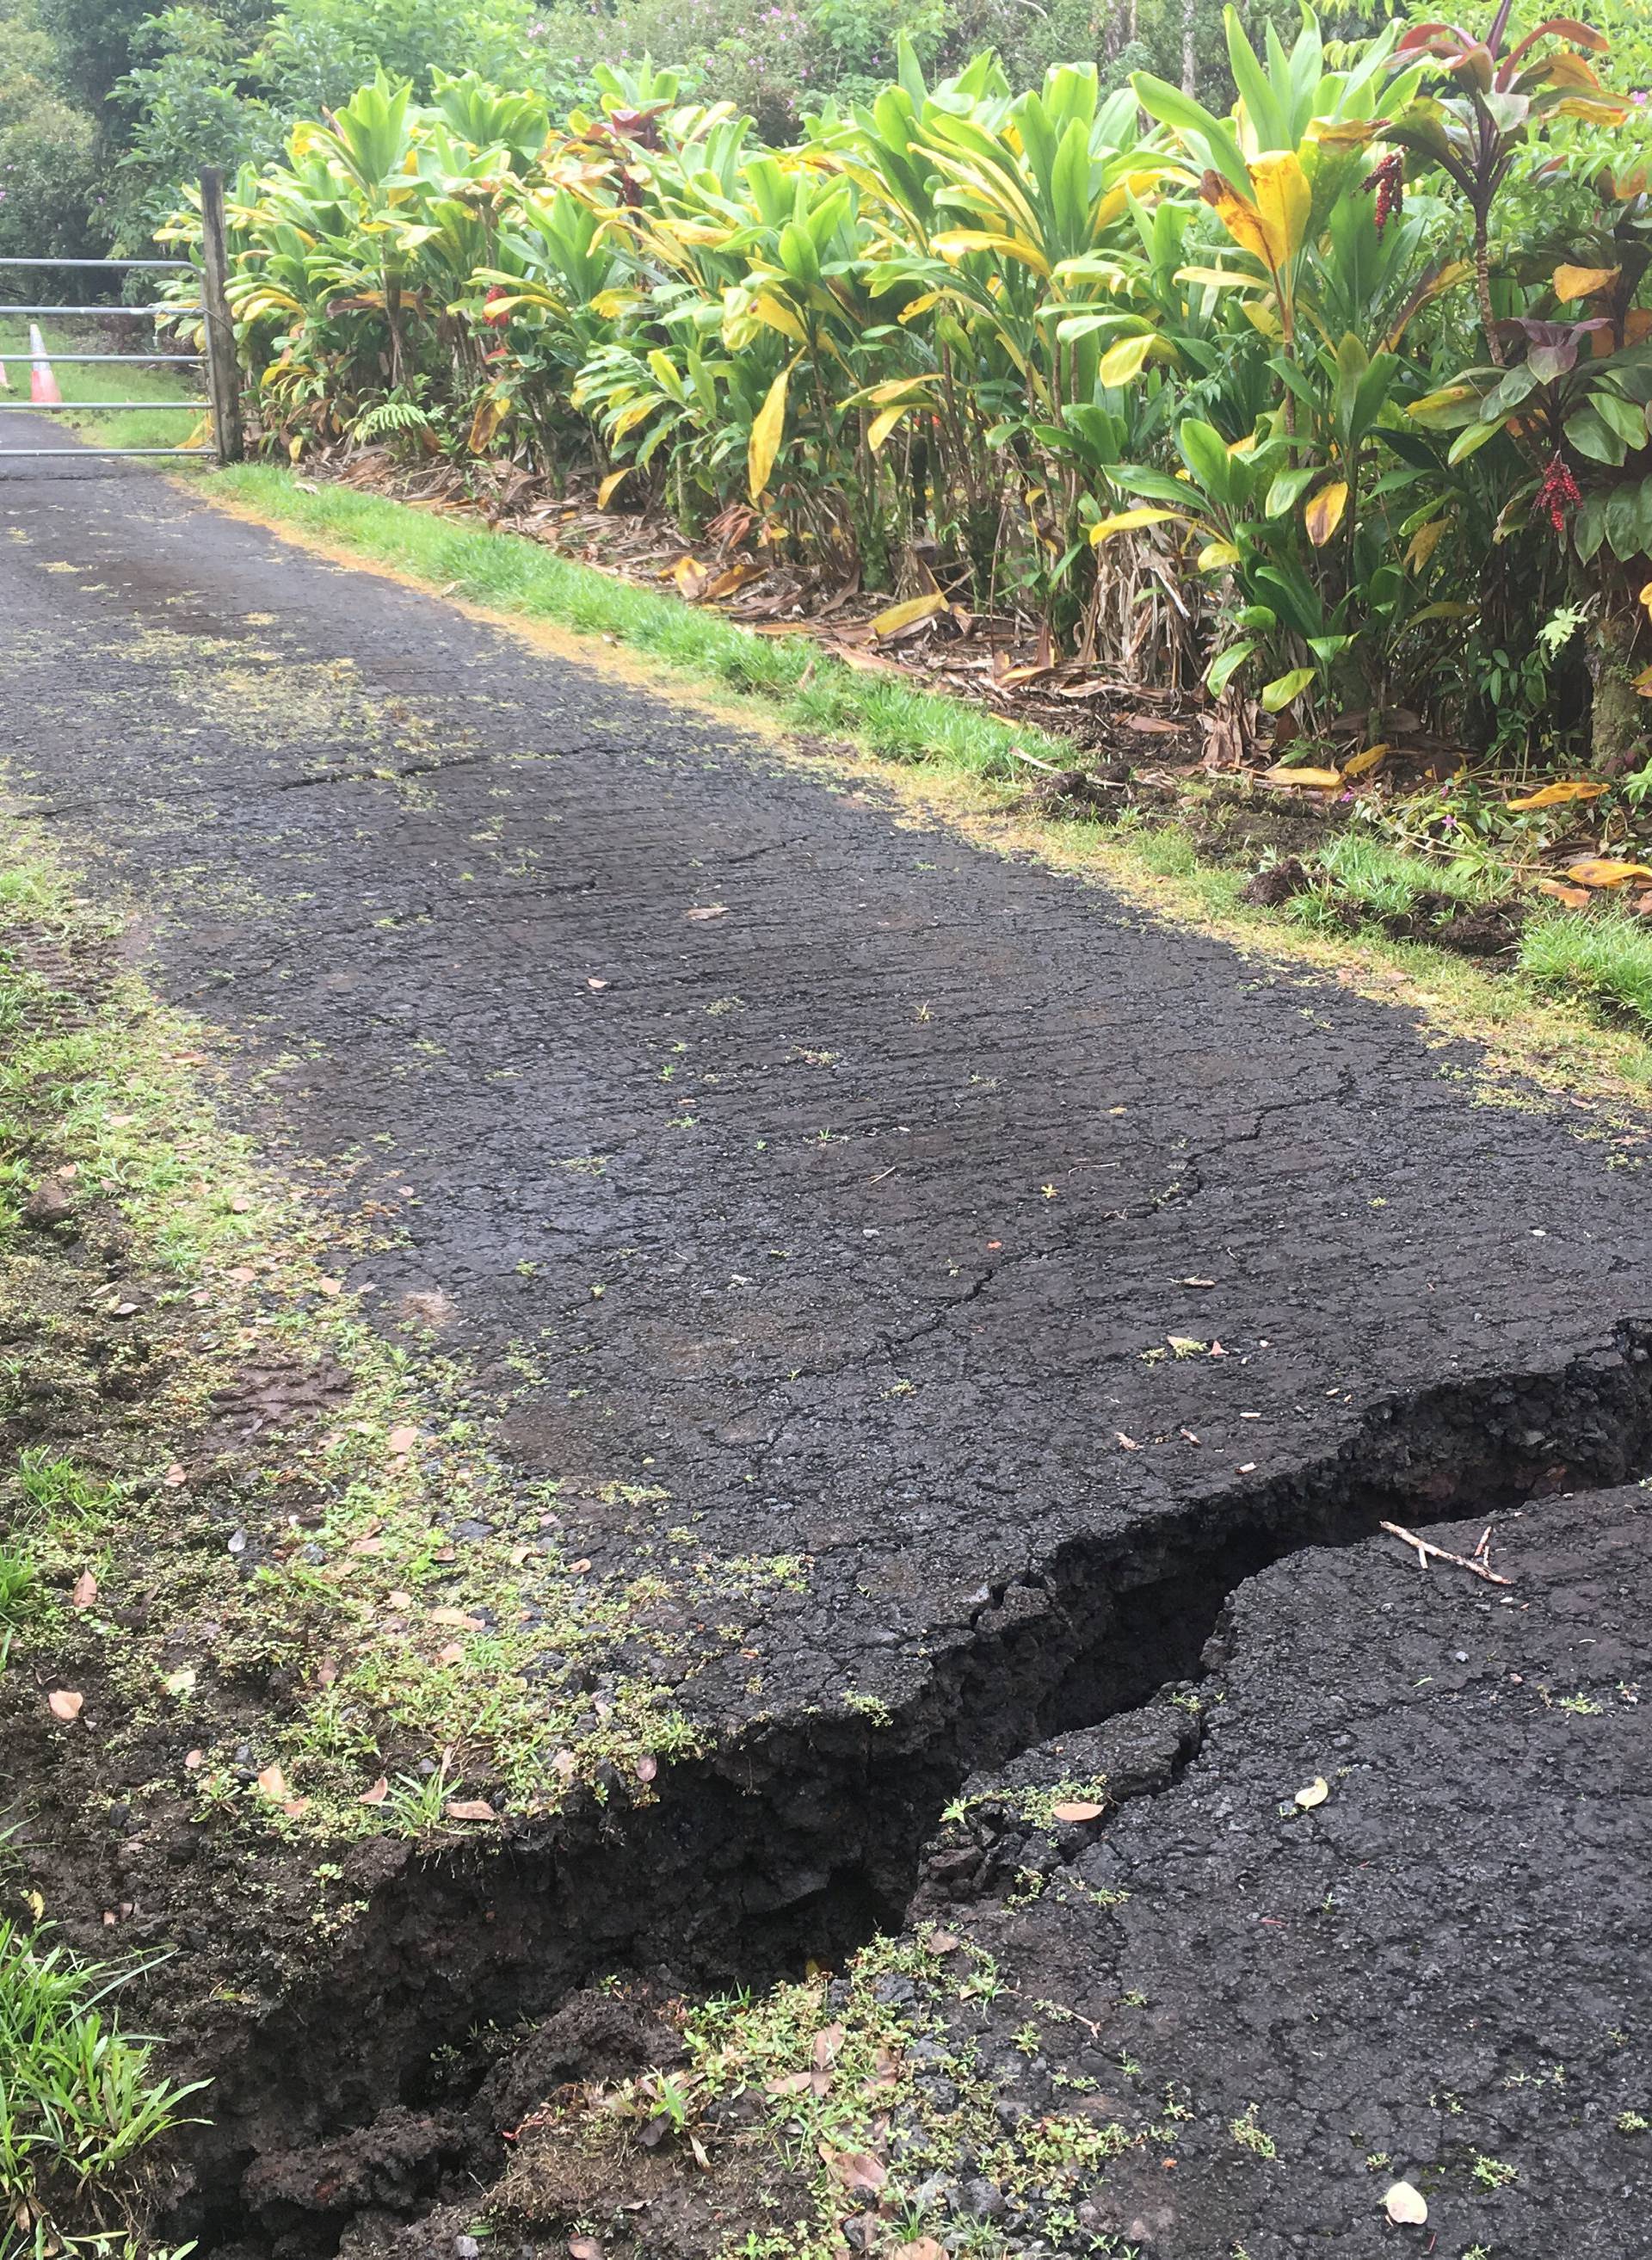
[{"left": 5, "top": 454, "right": 1652, "bottom": 2255}]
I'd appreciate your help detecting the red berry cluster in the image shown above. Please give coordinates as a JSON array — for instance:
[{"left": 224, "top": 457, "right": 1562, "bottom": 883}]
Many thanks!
[
  {"left": 1533, "top": 451, "right": 1581, "bottom": 535},
  {"left": 1362, "top": 152, "right": 1404, "bottom": 235}
]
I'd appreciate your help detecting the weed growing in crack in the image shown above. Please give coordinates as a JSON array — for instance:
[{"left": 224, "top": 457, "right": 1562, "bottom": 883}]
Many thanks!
[{"left": 1230, "top": 2104, "right": 1278, "bottom": 2160}]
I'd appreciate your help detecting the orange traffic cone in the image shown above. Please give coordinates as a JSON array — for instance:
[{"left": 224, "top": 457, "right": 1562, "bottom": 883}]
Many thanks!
[{"left": 28, "top": 324, "right": 61, "bottom": 406}]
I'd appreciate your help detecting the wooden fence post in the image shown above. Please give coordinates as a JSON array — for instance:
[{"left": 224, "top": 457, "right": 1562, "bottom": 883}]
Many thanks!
[{"left": 198, "top": 168, "right": 243, "bottom": 466}]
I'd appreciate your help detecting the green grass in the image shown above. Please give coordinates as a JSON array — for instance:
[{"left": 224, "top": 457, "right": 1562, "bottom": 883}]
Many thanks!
[
  {"left": 0, "top": 1917, "right": 206, "bottom": 2256},
  {"left": 1519, "top": 905, "right": 1652, "bottom": 1026},
  {"left": 211, "top": 465, "right": 1073, "bottom": 782},
  {"left": 1294, "top": 833, "right": 1489, "bottom": 928},
  {"left": 0, "top": 318, "right": 209, "bottom": 455}
]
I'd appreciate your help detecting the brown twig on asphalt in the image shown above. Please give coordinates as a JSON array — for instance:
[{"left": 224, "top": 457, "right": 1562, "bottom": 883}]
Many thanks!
[{"left": 1378, "top": 1519, "right": 1512, "bottom": 1586}]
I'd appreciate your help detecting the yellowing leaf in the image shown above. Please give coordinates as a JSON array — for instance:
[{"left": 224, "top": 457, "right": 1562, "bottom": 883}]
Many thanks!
[
  {"left": 750, "top": 291, "right": 807, "bottom": 344},
  {"left": 1199, "top": 173, "right": 1271, "bottom": 265},
  {"left": 1383, "top": 2182, "right": 1428, "bottom": 2226},
  {"left": 1634, "top": 662, "right": 1652, "bottom": 696},
  {"left": 596, "top": 467, "right": 631, "bottom": 509},
  {"left": 1098, "top": 332, "right": 1161, "bottom": 386},
  {"left": 1404, "top": 517, "right": 1447, "bottom": 571},
  {"left": 467, "top": 393, "right": 508, "bottom": 454},
  {"left": 871, "top": 590, "right": 948, "bottom": 638},
  {"left": 748, "top": 361, "right": 791, "bottom": 502},
  {"left": 1566, "top": 858, "right": 1652, "bottom": 888},
  {"left": 1261, "top": 669, "right": 1316, "bottom": 714},
  {"left": 1304, "top": 480, "right": 1348, "bottom": 546},
  {"left": 1264, "top": 762, "right": 1342, "bottom": 788},
  {"left": 1294, "top": 1775, "right": 1329, "bottom": 1809},
  {"left": 931, "top": 231, "right": 1051, "bottom": 276},
  {"left": 1553, "top": 262, "right": 1620, "bottom": 302},
  {"left": 1343, "top": 742, "right": 1387, "bottom": 779},
  {"left": 1506, "top": 779, "right": 1609, "bottom": 810},
  {"left": 868, "top": 403, "right": 915, "bottom": 452},
  {"left": 1197, "top": 539, "right": 1242, "bottom": 570},
  {"left": 1249, "top": 151, "right": 1312, "bottom": 269},
  {"left": 1090, "top": 506, "right": 1184, "bottom": 542}
]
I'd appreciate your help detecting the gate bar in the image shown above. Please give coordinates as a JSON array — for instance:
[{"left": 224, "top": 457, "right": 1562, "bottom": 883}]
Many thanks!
[
  {"left": 9, "top": 354, "right": 206, "bottom": 365},
  {"left": 0, "top": 446, "right": 213, "bottom": 458},
  {"left": 0, "top": 305, "right": 201, "bottom": 319},
  {"left": 0, "top": 256, "right": 194, "bottom": 269},
  {"left": 0, "top": 399, "right": 202, "bottom": 412}
]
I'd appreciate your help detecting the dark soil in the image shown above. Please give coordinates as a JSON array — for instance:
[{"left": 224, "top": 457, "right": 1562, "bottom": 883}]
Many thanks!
[{"left": 4, "top": 448, "right": 1652, "bottom": 2257}]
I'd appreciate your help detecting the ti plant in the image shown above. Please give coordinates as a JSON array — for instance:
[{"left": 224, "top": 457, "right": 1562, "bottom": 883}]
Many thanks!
[{"left": 1382, "top": 4, "right": 1627, "bottom": 361}]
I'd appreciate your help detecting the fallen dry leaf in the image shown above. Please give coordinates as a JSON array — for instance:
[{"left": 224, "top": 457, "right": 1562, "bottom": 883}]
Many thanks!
[
  {"left": 435, "top": 1641, "right": 465, "bottom": 1666},
  {"left": 256, "top": 1763, "right": 290, "bottom": 1801},
  {"left": 1566, "top": 857, "right": 1652, "bottom": 889},
  {"left": 892, "top": 2241, "right": 950, "bottom": 2260},
  {"left": 1294, "top": 1776, "right": 1329, "bottom": 1810},
  {"left": 635, "top": 1753, "right": 658, "bottom": 1782},
  {"left": 428, "top": 1606, "right": 483, "bottom": 1629},
  {"left": 163, "top": 1666, "right": 196, "bottom": 1698},
  {"left": 46, "top": 1690, "right": 83, "bottom": 1722},
  {"left": 871, "top": 589, "right": 948, "bottom": 639},
  {"left": 1533, "top": 877, "right": 1592, "bottom": 909},
  {"left": 1263, "top": 763, "right": 1343, "bottom": 791},
  {"left": 812, "top": 2022, "right": 847, "bottom": 2070},
  {"left": 1051, "top": 1799, "right": 1105, "bottom": 1823},
  {"left": 385, "top": 1423, "right": 419, "bottom": 1456},
  {"left": 162, "top": 1463, "right": 188, "bottom": 1489},
  {"left": 1507, "top": 778, "right": 1608, "bottom": 811},
  {"left": 360, "top": 1775, "right": 390, "bottom": 1806},
  {"left": 569, "top": 2239, "right": 603, "bottom": 2260},
  {"left": 684, "top": 903, "right": 730, "bottom": 922},
  {"left": 926, "top": 1930, "right": 960, "bottom": 1954},
  {"left": 71, "top": 1570, "right": 97, "bottom": 1609},
  {"left": 821, "top": 2146, "right": 887, "bottom": 2198},
  {"left": 445, "top": 1798, "right": 496, "bottom": 1823},
  {"left": 183, "top": 1748, "right": 204, "bottom": 1770},
  {"left": 1383, "top": 2180, "right": 1427, "bottom": 2226}
]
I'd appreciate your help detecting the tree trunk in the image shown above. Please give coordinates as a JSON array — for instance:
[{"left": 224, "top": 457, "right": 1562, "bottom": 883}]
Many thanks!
[
  {"left": 1181, "top": 0, "right": 1197, "bottom": 95},
  {"left": 1593, "top": 603, "right": 1649, "bottom": 773}
]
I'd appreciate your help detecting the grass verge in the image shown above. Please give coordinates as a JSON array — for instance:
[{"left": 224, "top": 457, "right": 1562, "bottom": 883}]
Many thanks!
[
  {"left": 0, "top": 1916, "right": 203, "bottom": 2258},
  {"left": 0, "top": 833, "right": 800, "bottom": 1850},
  {"left": 189, "top": 466, "right": 1652, "bottom": 1112}
]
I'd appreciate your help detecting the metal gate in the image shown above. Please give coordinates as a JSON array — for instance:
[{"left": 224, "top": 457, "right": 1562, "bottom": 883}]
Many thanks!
[{"left": 0, "top": 170, "right": 243, "bottom": 466}]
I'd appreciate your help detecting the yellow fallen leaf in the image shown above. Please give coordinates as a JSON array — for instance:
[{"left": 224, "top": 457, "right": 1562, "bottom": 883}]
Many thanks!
[
  {"left": 1342, "top": 742, "right": 1387, "bottom": 780},
  {"left": 595, "top": 467, "right": 631, "bottom": 509},
  {"left": 1264, "top": 763, "right": 1343, "bottom": 790},
  {"left": 1566, "top": 858, "right": 1652, "bottom": 888},
  {"left": 670, "top": 556, "right": 710, "bottom": 601},
  {"left": 1383, "top": 2181, "right": 1427, "bottom": 2226},
  {"left": 871, "top": 590, "right": 949, "bottom": 639},
  {"left": 1506, "top": 779, "right": 1608, "bottom": 810},
  {"left": 1294, "top": 1776, "right": 1329, "bottom": 1809}
]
